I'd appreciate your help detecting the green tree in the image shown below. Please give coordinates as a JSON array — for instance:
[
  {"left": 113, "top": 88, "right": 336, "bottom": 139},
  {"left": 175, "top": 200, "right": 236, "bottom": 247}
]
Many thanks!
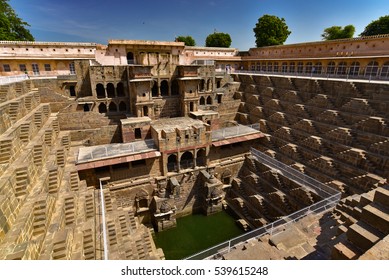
[
  {"left": 175, "top": 35, "right": 196, "bottom": 46},
  {"left": 253, "top": 14, "right": 291, "bottom": 47},
  {"left": 360, "top": 15, "right": 389, "bottom": 36},
  {"left": 0, "top": 0, "right": 34, "bottom": 41},
  {"left": 321, "top": 25, "right": 355, "bottom": 40},
  {"left": 205, "top": 32, "right": 231, "bottom": 48}
]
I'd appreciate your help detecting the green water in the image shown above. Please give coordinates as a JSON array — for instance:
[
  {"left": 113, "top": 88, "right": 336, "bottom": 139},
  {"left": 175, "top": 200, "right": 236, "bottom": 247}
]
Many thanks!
[{"left": 153, "top": 211, "right": 245, "bottom": 260}]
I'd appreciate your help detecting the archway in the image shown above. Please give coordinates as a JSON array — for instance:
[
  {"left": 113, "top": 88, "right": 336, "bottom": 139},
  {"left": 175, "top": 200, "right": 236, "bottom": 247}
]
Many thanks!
[
  {"left": 366, "top": 61, "right": 379, "bottom": 76},
  {"left": 206, "top": 96, "right": 212, "bottom": 105},
  {"left": 200, "top": 79, "right": 205, "bottom": 92},
  {"left": 167, "top": 154, "right": 178, "bottom": 172},
  {"left": 96, "top": 83, "right": 105, "bottom": 98},
  {"left": 98, "top": 103, "right": 107, "bottom": 113},
  {"left": 337, "top": 62, "right": 347, "bottom": 75},
  {"left": 161, "top": 80, "right": 169, "bottom": 96},
  {"left": 199, "top": 96, "right": 205, "bottom": 105},
  {"left": 297, "top": 62, "right": 304, "bottom": 73},
  {"left": 314, "top": 62, "right": 322, "bottom": 74},
  {"left": 152, "top": 81, "right": 158, "bottom": 97},
  {"left": 180, "top": 151, "right": 194, "bottom": 169},
  {"left": 171, "top": 80, "right": 179, "bottom": 95},
  {"left": 289, "top": 62, "right": 295, "bottom": 73},
  {"left": 381, "top": 61, "right": 389, "bottom": 78},
  {"left": 196, "top": 149, "right": 206, "bottom": 166},
  {"left": 116, "top": 82, "right": 125, "bottom": 97},
  {"left": 119, "top": 101, "right": 127, "bottom": 111},
  {"left": 305, "top": 62, "right": 313, "bottom": 73},
  {"left": 107, "top": 83, "right": 115, "bottom": 98},
  {"left": 327, "top": 61, "right": 335, "bottom": 75},
  {"left": 189, "top": 102, "right": 194, "bottom": 112},
  {"left": 281, "top": 62, "right": 288, "bottom": 73},
  {"left": 108, "top": 102, "right": 117, "bottom": 112},
  {"left": 350, "top": 62, "right": 360, "bottom": 76}
]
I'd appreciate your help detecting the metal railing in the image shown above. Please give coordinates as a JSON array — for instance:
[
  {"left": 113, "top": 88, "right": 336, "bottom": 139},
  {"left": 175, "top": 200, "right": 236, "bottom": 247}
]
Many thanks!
[
  {"left": 0, "top": 74, "right": 28, "bottom": 85},
  {"left": 212, "top": 123, "right": 261, "bottom": 141},
  {"left": 185, "top": 192, "right": 340, "bottom": 260},
  {"left": 184, "top": 148, "right": 341, "bottom": 260},
  {"left": 250, "top": 148, "right": 339, "bottom": 197},
  {"left": 77, "top": 139, "right": 156, "bottom": 163},
  {"left": 234, "top": 67, "right": 389, "bottom": 83}
]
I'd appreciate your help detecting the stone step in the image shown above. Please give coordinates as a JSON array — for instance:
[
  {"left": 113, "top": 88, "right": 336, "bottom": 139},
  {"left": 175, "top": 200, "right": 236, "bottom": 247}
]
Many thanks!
[
  {"left": 361, "top": 203, "right": 389, "bottom": 235},
  {"left": 347, "top": 221, "right": 385, "bottom": 251},
  {"left": 373, "top": 187, "right": 389, "bottom": 207},
  {"left": 332, "top": 240, "right": 362, "bottom": 260}
]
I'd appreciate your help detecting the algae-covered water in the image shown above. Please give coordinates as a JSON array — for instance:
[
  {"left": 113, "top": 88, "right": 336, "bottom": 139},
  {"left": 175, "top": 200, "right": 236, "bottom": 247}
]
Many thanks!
[{"left": 153, "top": 211, "right": 245, "bottom": 260}]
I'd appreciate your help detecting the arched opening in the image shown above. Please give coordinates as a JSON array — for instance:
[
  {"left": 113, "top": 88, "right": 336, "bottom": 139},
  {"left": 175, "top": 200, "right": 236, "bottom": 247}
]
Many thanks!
[
  {"left": 305, "top": 62, "right": 313, "bottom": 73},
  {"left": 98, "top": 103, "right": 107, "bottom": 113},
  {"left": 127, "top": 52, "right": 134, "bottom": 64},
  {"left": 180, "top": 151, "right": 194, "bottom": 169},
  {"left": 96, "top": 83, "right": 105, "bottom": 98},
  {"left": 143, "top": 106, "right": 148, "bottom": 116},
  {"left": 119, "top": 101, "right": 127, "bottom": 111},
  {"left": 161, "top": 80, "right": 169, "bottom": 96},
  {"left": 69, "top": 86, "right": 76, "bottom": 97},
  {"left": 196, "top": 149, "right": 206, "bottom": 166},
  {"left": 327, "top": 61, "right": 335, "bottom": 75},
  {"left": 107, "top": 83, "right": 115, "bottom": 98},
  {"left": 366, "top": 61, "right": 379, "bottom": 76},
  {"left": 281, "top": 62, "right": 288, "bottom": 73},
  {"left": 314, "top": 62, "right": 322, "bottom": 74},
  {"left": 273, "top": 62, "right": 279, "bottom": 72},
  {"left": 297, "top": 62, "right": 304, "bottom": 73},
  {"left": 350, "top": 62, "right": 360, "bottom": 76},
  {"left": 337, "top": 62, "right": 347, "bottom": 75},
  {"left": 108, "top": 102, "right": 117, "bottom": 112},
  {"left": 216, "top": 80, "right": 221, "bottom": 88},
  {"left": 152, "top": 81, "right": 158, "bottom": 97},
  {"left": 381, "top": 61, "right": 389, "bottom": 78},
  {"left": 199, "top": 96, "right": 205, "bottom": 105},
  {"left": 116, "top": 82, "right": 125, "bottom": 97},
  {"left": 167, "top": 154, "right": 178, "bottom": 172},
  {"left": 267, "top": 62, "right": 273, "bottom": 72},
  {"left": 171, "top": 80, "right": 179, "bottom": 95},
  {"left": 206, "top": 96, "right": 212, "bottom": 105},
  {"left": 261, "top": 62, "right": 266, "bottom": 71},
  {"left": 289, "top": 62, "right": 295, "bottom": 73},
  {"left": 207, "top": 79, "right": 212, "bottom": 91},
  {"left": 200, "top": 79, "right": 205, "bottom": 92},
  {"left": 189, "top": 102, "right": 194, "bottom": 112}
]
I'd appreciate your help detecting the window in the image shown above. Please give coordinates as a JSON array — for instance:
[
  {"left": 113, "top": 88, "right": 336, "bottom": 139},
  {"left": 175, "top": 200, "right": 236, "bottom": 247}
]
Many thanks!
[
  {"left": 44, "top": 64, "right": 51, "bottom": 71},
  {"left": 32, "top": 63, "right": 40, "bottom": 75},
  {"left": 19, "top": 64, "right": 27, "bottom": 72},
  {"left": 3, "top": 64, "right": 11, "bottom": 72},
  {"left": 69, "top": 62, "right": 76, "bottom": 74}
]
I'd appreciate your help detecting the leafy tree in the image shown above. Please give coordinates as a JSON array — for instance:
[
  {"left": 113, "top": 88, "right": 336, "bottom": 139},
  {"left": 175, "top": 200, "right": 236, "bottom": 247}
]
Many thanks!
[
  {"left": 205, "top": 32, "right": 232, "bottom": 48},
  {"left": 253, "top": 14, "right": 291, "bottom": 47},
  {"left": 0, "top": 0, "right": 34, "bottom": 41},
  {"left": 360, "top": 15, "right": 389, "bottom": 36},
  {"left": 175, "top": 35, "right": 196, "bottom": 46},
  {"left": 321, "top": 25, "right": 355, "bottom": 40}
]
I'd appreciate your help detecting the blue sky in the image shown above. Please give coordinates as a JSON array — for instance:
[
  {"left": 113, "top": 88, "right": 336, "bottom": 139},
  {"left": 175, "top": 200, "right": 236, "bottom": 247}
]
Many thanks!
[{"left": 10, "top": 0, "right": 389, "bottom": 50}]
